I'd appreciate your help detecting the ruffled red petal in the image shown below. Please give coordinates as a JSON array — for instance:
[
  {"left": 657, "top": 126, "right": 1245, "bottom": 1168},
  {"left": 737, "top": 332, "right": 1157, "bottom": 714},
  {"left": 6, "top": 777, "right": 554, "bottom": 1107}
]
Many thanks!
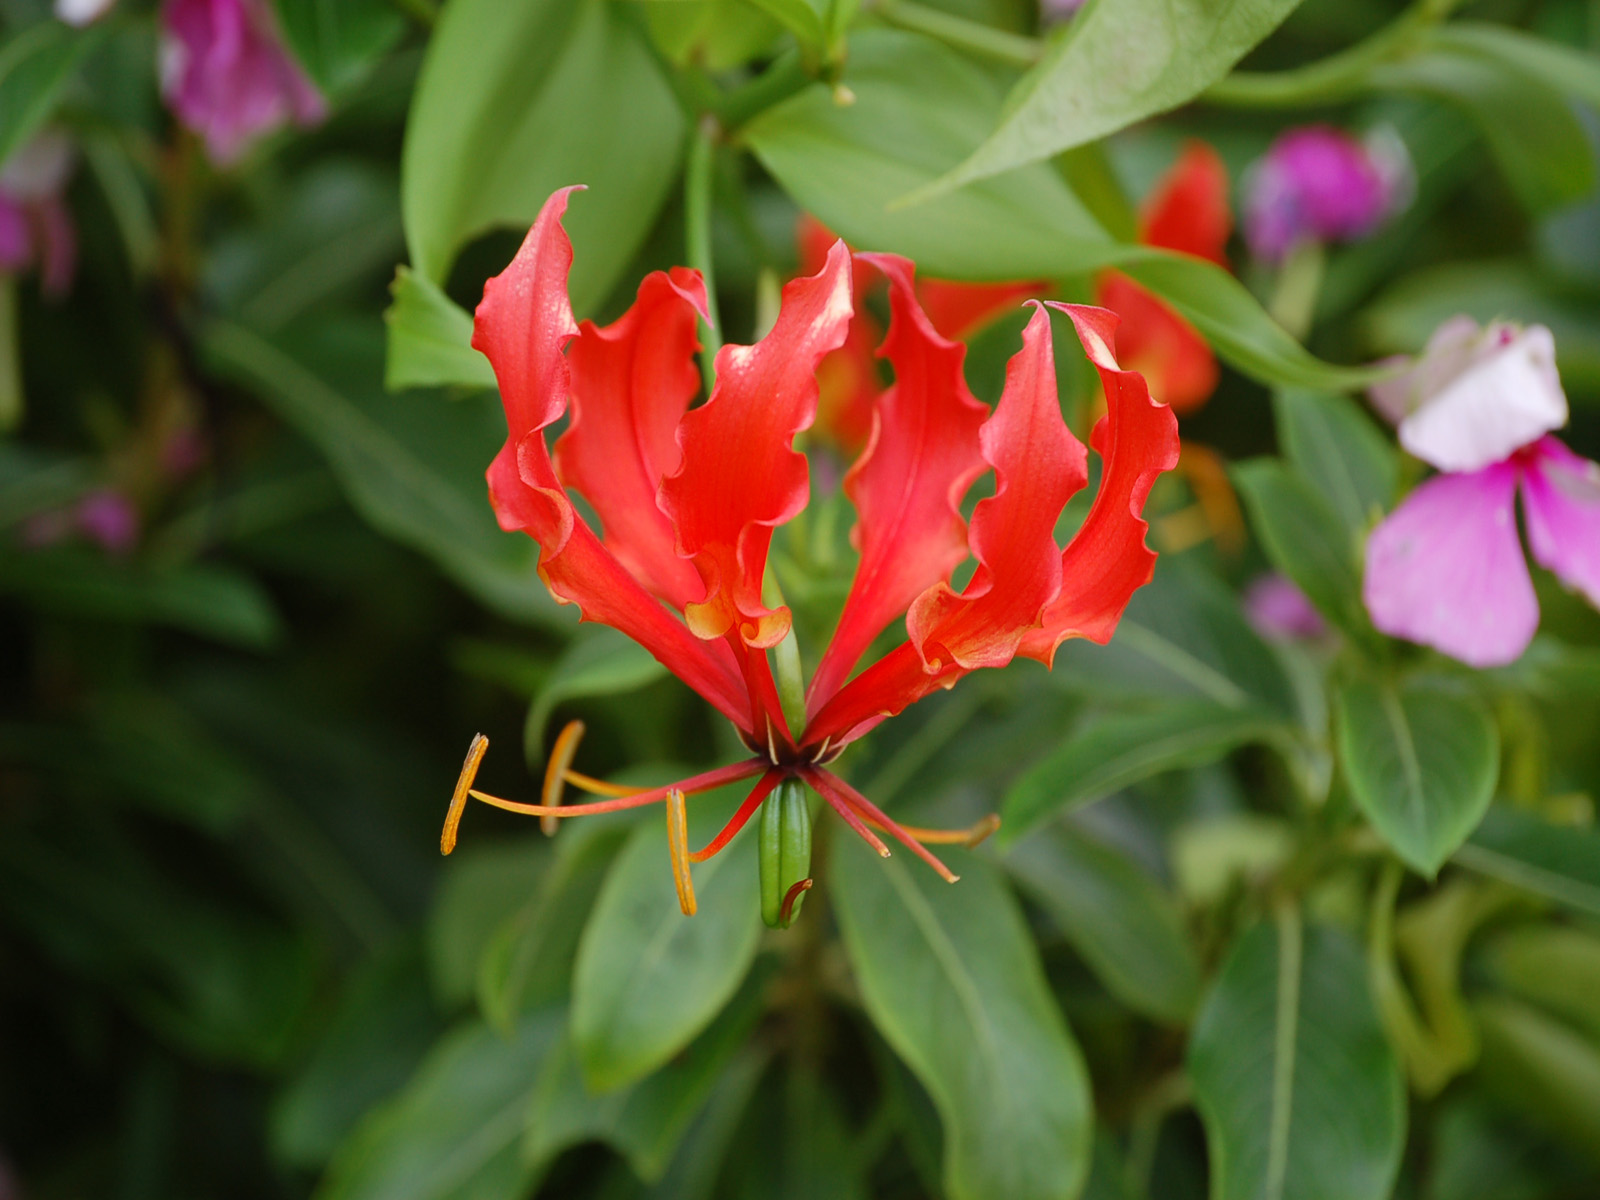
[
  {"left": 661, "top": 239, "right": 855, "bottom": 650},
  {"left": 806, "top": 304, "right": 1087, "bottom": 747},
  {"left": 475, "top": 188, "right": 752, "bottom": 732},
  {"left": 1020, "top": 304, "right": 1179, "bottom": 664},
  {"left": 808, "top": 253, "right": 989, "bottom": 714},
  {"left": 554, "top": 267, "right": 711, "bottom": 611}
]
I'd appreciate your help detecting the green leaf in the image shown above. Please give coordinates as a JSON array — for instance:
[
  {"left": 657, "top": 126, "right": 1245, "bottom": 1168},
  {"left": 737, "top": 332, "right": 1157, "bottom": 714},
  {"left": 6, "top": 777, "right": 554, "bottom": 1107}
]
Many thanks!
[
  {"left": 1188, "top": 916, "right": 1407, "bottom": 1200},
  {"left": 906, "top": 0, "right": 1302, "bottom": 199},
  {"left": 746, "top": 31, "right": 1375, "bottom": 392},
  {"left": 1480, "top": 925, "right": 1600, "bottom": 1044},
  {"left": 272, "top": 0, "right": 405, "bottom": 95},
  {"left": 0, "top": 546, "right": 282, "bottom": 648},
  {"left": 1473, "top": 997, "right": 1600, "bottom": 1163},
  {"left": 1053, "top": 557, "right": 1300, "bottom": 717},
  {"left": 1335, "top": 676, "right": 1499, "bottom": 875},
  {"left": 524, "top": 627, "right": 669, "bottom": 763},
  {"left": 400, "top": 0, "right": 684, "bottom": 313},
  {"left": 1371, "top": 43, "right": 1596, "bottom": 215},
  {"left": 1272, "top": 389, "right": 1396, "bottom": 537},
  {"left": 1003, "top": 701, "right": 1286, "bottom": 843},
  {"left": 271, "top": 943, "right": 440, "bottom": 1168},
  {"left": 571, "top": 786, "right": 763, "bottom": 1092},
  {"left": 746, "top": 30, "right": 1106, "bottom": 280},
  {"left": 1006, "top": 824, "right": 1200, "bottom": 1023},
  {"left": 1233, "top": 458, "right": 1368, "bottom": 638},
  {"left": 478, "top": 824, "right": 626, "bottom": 1033},
  {"left": 831, "top": 836, "right": 1092, "bottom": 1200},
  {"left": 1455, "top": 807, "right": 1600, "bottom": 918},
  {"left": 384, "top": 267, "right": 498, "bottom": 391},
  {"left": 0, "top": 21, "right": 103, "bottom": 168},
  {"left": 316, "top": 1013, "right": 563, "bottom": 1200},
  {"left": 200, "top": 318, "right": 559, "bottom": 626},
  {"left": 525, "top": 965, "right": 771, "bottom": 1181},
  {"left": 1430, "top": 24, "right": 1600, "bottom": 121},
  {"left": 427, "top": 837, "right": 549, "bottom": 1008},
  {"left": 742, "top": 0, "right": 826, "bottom": 50},
  {"left": 643, "top": 1, "right": 783, "bottom": 70},
  {"left": 628, "top": 1047, "right": 769, "bottom": 1200}
]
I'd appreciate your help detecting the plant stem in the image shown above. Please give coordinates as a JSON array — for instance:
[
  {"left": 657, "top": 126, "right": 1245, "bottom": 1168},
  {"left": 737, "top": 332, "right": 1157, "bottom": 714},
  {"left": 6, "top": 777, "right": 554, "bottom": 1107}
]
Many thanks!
[
  {"left": 685, "top": 117, "right": 723, "bottom": 392},
  {"left": 1267, "top": 239, "right": 1326, "bottom": 341},
  {"left": 1203, "top": 0, "right": 1465, "bottom": 108},
  {"left": 385, "top": 0, "right": 438, "bottom": 25},
  {"left": 874, "top": 0, "right": 1041, "bottom": 68}
]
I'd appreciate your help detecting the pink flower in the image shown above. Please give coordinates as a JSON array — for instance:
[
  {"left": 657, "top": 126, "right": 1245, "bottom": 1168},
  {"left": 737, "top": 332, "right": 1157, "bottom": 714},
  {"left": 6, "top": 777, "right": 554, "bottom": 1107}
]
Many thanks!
[
  {"left": 1244, "top": 125, "right": 1408, "bottom": 262},
  {"left": 1369, "top": 317, "right": 1565, "bottom": 473},
  {"left": 160, "top": 0, "right": 325, "bottom": 165},
  {"left": 74, "top": 489, "right": 141, "bottom": 554},
  {"left": 0, "top": 130, "right": 76, "bottom": 296},
  {"left": 1244, "top": 573, "right": 1326, "bottom": 640},
  {"left": 1363, "top": 318, "right": 1599, "bottom": 667}
]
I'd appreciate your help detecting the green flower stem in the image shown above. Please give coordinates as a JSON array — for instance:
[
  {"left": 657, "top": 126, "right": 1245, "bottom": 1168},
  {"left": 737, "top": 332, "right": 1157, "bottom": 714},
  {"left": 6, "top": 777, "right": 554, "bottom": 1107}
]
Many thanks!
[
  {"left": 718, "top": 51, "right": 814, "bottom": 131},
  {"left": 685, "top": 116, "right": 723, "bottom": 392},
  {"left": 1203, "top": 0, "right": 1466, "bottom": 108},
  {"left": 0, "top": 278, "right": 19, "bottom": 433},
  {"left": 385, "top": 0, "right": 438, "bottom": 26},
  {"left": 763, "top": 569, "right": 810, "bottom": 741},
  {"left": 1267, "top": 239, "right": 1326, "bottom": 342},
  {"left": 874, "top": 0, "right": 1041, "bottom": 68}
]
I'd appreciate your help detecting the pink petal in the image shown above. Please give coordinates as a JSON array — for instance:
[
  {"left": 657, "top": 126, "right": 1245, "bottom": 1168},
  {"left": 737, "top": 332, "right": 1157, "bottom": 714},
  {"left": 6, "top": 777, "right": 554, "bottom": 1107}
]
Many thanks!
[
  {"left": 1363, "top": 463, "right": 1538, "bottom": 667},
  {"left": 1521, "top": 436, "right": 1600, "bottom": 609}
]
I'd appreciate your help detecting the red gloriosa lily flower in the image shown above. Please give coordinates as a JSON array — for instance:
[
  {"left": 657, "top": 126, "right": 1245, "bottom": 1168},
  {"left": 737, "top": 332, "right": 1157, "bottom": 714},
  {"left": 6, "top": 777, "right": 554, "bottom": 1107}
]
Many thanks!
[
  {"left": 443, "top": 186, "right": 1179, "bottom": 918},
  {"left": 1096, "top": 141, "right": 1231, "bottom": 416}
]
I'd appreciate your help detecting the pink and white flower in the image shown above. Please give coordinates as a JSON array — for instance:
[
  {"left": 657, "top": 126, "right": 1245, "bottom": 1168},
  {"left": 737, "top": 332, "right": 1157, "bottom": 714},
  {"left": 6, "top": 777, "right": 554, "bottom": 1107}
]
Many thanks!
[
  {"left": 160, "top": 0, "right": 325, "bottom": 165},
  {"left": 0, "top": 130, "right": 76, "bottom": 297},
  {"left": 1363, "top": 318, "right": 1600, "bottom": 667}
]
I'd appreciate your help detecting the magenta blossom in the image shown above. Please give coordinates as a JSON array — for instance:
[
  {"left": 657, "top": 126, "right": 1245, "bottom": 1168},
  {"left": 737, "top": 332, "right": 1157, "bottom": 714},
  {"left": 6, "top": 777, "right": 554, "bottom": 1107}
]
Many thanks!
[
  {"left": 1244, "top": 573, "right": 1326, "bottom": 640},
  {"left": 1244, "top": 125, "right": 1408, "bottom": 262},
  {"left": 161, "top": 0, "right": 325, "bottom": 165},
  {"left": 0, "top": 130, "right": 76, "bottom": 297},
  {"left": 1363, "top": 319, "right": 1599, "bottom": 667}
]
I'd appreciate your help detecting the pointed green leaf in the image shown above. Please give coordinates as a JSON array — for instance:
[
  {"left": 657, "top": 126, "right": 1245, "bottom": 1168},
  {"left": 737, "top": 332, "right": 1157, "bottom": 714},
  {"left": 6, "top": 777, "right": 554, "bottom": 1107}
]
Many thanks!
[
  {"left": 1006, "top": 825, "right": 1200, "bottom": 1023},
  {"left": 400, "top": 0, "right": 683, "bottom": 313},
  {"left": 1455, "top": 807, "right": 1600, "bottom": 917},
  {"left": 384, "top": 267, "right": 497, "bottom": 391},
  {"left": 1233, "top": 458, "right": 1369, "bottom": 638},
  {"left": 905, "top": 0, "right": 1302, "bottom": 200},
  {"left": 1003, "top": 701, "right": 1286, "bottom": 843},
  {"left": 746, "top": 31, "right": 1375, "bottom": 392},
  {"left": 316, "top": 1013, "right": 563, "bottom": 1200},
  {"left": 1272, "top": 389, "right": 1397, "bottom": 537},
  {"left": 571, "top": 786, "right": 763, "bottom": 1092},
  {"left": 526, "top": 967, "right": 771, "bottom": 1181},
  {"left": 1335, "top": 676, "right": 1499, "bottom": 875},
  {"left": 272, "top": 0, "right": 405, "bottom": 95},
  {"left": 831, "top": 836, "right": 1092, "bottom": 1200},
  {"left": 1189, "top": 916, "right": 1406, "bottom": 1200}
]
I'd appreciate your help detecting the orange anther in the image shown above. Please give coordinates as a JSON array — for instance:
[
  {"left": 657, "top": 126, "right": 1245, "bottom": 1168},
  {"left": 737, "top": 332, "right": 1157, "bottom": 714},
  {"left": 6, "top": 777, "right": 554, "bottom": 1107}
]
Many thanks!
[
  {"left": 666, "top": 788, "right": 697, "bottom": 916},
  {"left": 441, "top": 733, "right": 489, "bottom": 855}
]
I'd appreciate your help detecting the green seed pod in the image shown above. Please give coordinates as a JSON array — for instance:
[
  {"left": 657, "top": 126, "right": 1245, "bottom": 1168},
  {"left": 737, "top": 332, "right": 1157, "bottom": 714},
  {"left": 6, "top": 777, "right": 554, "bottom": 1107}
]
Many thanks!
[{"left": 759, "top": 776, "right": 813, "bottom": 928}]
